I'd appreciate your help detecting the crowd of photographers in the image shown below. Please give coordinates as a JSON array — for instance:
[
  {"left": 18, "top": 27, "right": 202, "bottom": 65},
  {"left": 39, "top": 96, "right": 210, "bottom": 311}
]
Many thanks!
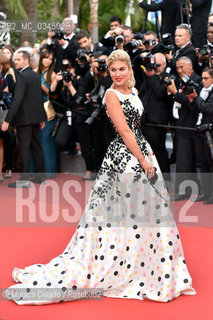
[{"left": 0, "top": 9, "right": 213, "bottom": 203}]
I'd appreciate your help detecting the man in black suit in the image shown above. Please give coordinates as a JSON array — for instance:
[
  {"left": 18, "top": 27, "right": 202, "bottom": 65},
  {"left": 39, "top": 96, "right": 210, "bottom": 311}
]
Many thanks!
[
  {"left": 1, "top": 51, "right": 46, "bottom": 187},
  {"left": 137, "top": 0, "right": 183, "bottom": 37},
  {"left": 47, "top": 17, "right": 79, "bottom": 73},
  {"left": 75, "top": 29, "right": 108, "bottom": 77},
  {"left": 99, "top": 16, "right": 123, "bottom": 55},
  {"left": 166, "top": 56, "right": 202, "bottom": 200},
  {"left": 139, "top": 52, "right": 172, "bottom": 178},
  {"left": 165, "top": 24, "right": 199, "bottom": 75},
  {"left": 190, "top": 0, "right": 212, "bottom": 47}
]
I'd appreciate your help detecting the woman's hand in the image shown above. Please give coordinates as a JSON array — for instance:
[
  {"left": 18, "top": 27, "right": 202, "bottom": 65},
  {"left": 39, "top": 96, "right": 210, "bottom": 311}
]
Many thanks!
[{"left": 139, "top": 157, "right": 155, "bottom": 179}]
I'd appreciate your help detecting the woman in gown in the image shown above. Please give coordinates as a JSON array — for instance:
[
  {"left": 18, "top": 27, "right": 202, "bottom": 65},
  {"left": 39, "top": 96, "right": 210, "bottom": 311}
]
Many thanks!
[
  {"left": 36, "top": 49, "right": 57, "bottom": 178},
  {"left": 6, "top": 50, "right": 196, "bottom": 305}
]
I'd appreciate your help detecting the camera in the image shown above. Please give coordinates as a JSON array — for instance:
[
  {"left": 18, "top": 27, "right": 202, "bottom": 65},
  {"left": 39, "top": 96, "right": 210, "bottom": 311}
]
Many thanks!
[
  {"left": 158, "top": 33, "right": 174, "bottom": 54},
  {"left": 140, "top": 53, "right": 157, "bottom": 72},
  {"left": 76, "top": 48, "right": 91, "bottom": 63},
  {"left": 164, "top": 74, "right": 176, "bottom": 86},
  {"left": 61, "top": 71, "right": 73, "bottom": 83},
  {"left": 124, "top": 40, "right": 143, "bottom": 51},
  {"left": 52, "top": 30, "right": 65, "bottom": 40},
  {"left": 181, "top": 76, "right": 200, "bottom": 95},
  {"left": 143, "top": 39, "right": 157, "bottom": 46},
  {"left": 95, "top": 59, "right": 108, "bottom": 74},
  {"left": 115, "top": 34, "right": 125, "bottom": 44},
  {"left": 84, "top": 92, "right": 104, "bottom": 125},
  {"left": 198, "top": 44, "right": 212, "bottom": 56},
  {"left": 85, "top": 103, "right": 103, "bottom": 125},
  {"left": 133, "top": 32, "right": 144, "bottom": 41}
]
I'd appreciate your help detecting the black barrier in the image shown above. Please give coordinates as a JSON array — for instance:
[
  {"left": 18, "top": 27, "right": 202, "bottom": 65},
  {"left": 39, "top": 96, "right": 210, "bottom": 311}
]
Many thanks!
[{"left": 145, "top": 122, "right": 213, "bottom": 161}]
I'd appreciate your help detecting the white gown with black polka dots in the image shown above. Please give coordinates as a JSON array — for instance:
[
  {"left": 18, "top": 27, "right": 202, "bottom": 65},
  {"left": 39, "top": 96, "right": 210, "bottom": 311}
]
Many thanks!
[{"left": 7, "top": 88, "right": 196, "bottom": 304}]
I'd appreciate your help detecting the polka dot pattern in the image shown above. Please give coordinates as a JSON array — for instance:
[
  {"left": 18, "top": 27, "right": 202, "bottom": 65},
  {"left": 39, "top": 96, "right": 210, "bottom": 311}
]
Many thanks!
[{"left": 7, "top": 88, "right": 196, "bottom": 305}]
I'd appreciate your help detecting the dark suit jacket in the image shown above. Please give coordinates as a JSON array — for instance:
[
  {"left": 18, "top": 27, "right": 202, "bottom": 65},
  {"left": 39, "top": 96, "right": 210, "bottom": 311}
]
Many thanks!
[
  {"left": 139, "top": 71, "right": 172, "bottom": 125},
  {"left": 48, "top": 35, "right": 79, "bottom": 73},
  {"left": 193, "top": 88, "right": 213, "bottom": 125},
  {"left": 138, "top": 0, "right": 182, "bottom": 36},
  {"left": 5, "top": 67, "right": 46, "bottom": 126},
  {"left": 168, "top": 42, "right": 199, "bottom": 75},
  {"left": 172, "top": 72, "right": 201, "bottom": 130},
  {"left": 190, "top": 0, "right": 212, "bottom": 47}
]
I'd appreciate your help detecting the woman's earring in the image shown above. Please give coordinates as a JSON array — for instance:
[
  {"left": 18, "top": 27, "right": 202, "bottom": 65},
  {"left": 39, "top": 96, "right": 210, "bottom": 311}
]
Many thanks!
[{"left": 128, "top": 78, "right": 131, "bottom": 88}]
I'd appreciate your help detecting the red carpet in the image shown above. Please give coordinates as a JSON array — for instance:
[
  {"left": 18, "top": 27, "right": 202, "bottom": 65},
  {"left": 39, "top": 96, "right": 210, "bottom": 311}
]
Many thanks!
[{"left": 0, "top": 174, "right": 213, "bottom": 320}]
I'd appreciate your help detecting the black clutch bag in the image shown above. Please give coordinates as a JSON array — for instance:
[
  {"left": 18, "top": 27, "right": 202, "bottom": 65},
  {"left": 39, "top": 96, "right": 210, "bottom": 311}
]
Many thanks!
[{"left": 149, "top": 167, "right": 158, "bottom": 185}]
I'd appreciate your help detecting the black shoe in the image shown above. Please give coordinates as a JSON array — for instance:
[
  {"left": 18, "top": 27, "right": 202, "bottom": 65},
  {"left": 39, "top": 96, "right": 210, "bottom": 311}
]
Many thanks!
[
  {"left": 191, "top": 194, "right": 207, "bottom": 202},
  {"left": 170, "top": 193, "right": 190, "bottom": 201},
  {"left": 8, "top": 180, "right": 31, "bottom": 188},
  {"left": 203, "top": 196, "right": 213, "bottom": 205},
  {"left": 31, "top": 177, "right": 45, "bottom": 184}
]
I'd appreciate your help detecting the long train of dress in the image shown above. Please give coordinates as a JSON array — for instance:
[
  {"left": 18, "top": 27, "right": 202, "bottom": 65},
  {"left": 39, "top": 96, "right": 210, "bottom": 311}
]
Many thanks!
[{"left": 6, "top": 88, "right": 196, "bottom": 304}]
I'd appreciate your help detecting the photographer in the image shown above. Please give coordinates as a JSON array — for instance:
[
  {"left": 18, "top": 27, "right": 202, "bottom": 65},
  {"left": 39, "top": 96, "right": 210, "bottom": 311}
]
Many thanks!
[
  {"left": 132, "top": 30, "right": 165, "bottom": 89},
  {"left": 82, "top": 54, "right": 115, "bottom": 171},
  {"left": 137, "top": 0, "right": 182, "bottom": 37},
  {"left": 195, "top": 23, "right": 213, "bottom": 70},
  {"left": 75, "top": 30, "right": 108, "bottom": 77},
  {"left": 165, "top": 24, "right": 199, "bottom": 75},
  {"left": 46, "top": 17, "right": 79, "bottom": 73},
  {"left": 190, "top": 0, "right": 212, "bottom": 48},
  {"left": 166, "top": 56, "right": 202, "bottom": 200},
  {"left": 99, "top": 16, "right": 123, "bottom": 55},
  {"left": 138, "top": 52, "right": 172, "bottom": 177},
  {"left": 50, "top": 59, "right": 89, "bottom": 169},
  {"left": 186, "top": 67, "right": 213, "bottom": 204}
]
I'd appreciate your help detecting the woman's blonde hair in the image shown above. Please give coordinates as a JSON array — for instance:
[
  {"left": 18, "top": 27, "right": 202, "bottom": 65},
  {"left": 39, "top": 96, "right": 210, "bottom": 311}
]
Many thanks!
[{"left": 108, "top": 49, "right": 135, "bottom": 88}]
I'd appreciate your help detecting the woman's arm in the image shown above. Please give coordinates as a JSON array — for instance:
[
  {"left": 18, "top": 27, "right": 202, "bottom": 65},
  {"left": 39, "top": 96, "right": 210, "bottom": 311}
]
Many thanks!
[
  {"left": 41, "top": 83, "right": 49, "bottom": 96},
  {"left": 3, "top": 86, "right": 9, "bottom": 92},
  {"left": 106, "top": 90, "right": 154, "bottom": 176}
]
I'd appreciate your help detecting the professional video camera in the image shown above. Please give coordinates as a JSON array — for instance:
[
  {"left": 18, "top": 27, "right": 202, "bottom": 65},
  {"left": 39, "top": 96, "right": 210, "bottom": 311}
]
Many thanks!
[
  {"left": 76, "top": 48, "right": 91, "bottom": 63},
  {"left": 115, "top": 34, "right": 125, "bottom": 44},
  {"left": 140, "top": 53, "right": 158, "bottom": 72},
  {"left": 84, "top": 92, "right": 104, "bottom": 125},
  {"left": 96, "top": 59, "right": 108, "bottom": 74},
  {"left": 61, "top": 71, "right": 73, "bottom": 83},
  {"left": 181, "top": 76, "right": 201, "bottom": 95},
  {"left": 52, "top": 29, "right": 65, "bottom": 40},
  {"left": 158, "top": 33, "right": 174, "bottom": 54}
]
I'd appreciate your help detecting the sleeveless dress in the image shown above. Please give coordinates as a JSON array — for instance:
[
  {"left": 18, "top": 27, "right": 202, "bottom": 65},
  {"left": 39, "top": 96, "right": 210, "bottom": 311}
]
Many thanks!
[
  {"left": 6, "top": 88, "right": 196, "bottom": 305},
  {"left": 40, "top": 70, "right": 56, "bottom": 178}
]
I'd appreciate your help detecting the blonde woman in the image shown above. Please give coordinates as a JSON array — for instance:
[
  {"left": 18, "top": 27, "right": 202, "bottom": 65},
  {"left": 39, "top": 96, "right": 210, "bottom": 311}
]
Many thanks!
[{"left": 6, "top": 50, "right": 196, "bottom": 305}]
